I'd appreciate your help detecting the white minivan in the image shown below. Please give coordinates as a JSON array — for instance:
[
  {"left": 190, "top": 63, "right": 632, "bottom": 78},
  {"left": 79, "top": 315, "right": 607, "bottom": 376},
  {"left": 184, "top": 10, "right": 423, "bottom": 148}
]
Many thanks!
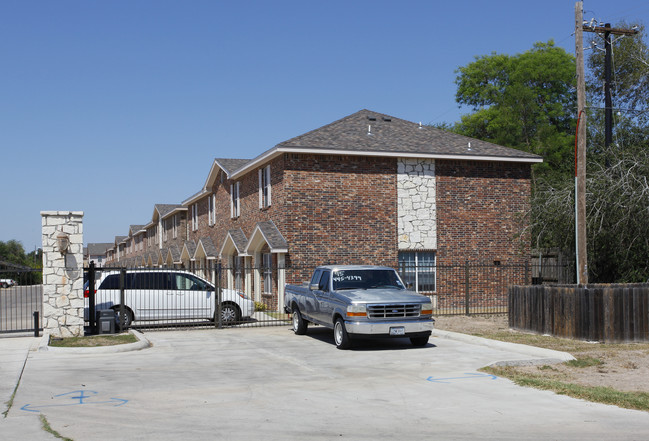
[{"left": 85, "top": 269, "right": 255, "bottom": 327}]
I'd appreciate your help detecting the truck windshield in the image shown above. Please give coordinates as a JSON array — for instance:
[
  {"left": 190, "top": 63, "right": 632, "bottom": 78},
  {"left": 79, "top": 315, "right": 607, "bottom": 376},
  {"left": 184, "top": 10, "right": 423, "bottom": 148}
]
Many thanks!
[{"left": 332, "top": 269, "right": 405, "bottom": 291}]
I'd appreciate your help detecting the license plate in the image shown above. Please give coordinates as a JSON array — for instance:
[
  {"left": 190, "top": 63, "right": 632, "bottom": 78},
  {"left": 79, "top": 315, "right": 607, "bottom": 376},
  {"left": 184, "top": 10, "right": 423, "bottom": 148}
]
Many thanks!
[{"left": 389, "top": 327, "right": 405, "bottom": 336}]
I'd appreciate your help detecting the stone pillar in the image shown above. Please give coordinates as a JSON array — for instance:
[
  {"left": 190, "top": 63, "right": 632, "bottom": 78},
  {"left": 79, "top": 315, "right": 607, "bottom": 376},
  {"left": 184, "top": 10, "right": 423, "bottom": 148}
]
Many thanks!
[{"left": 41, "top": 211, "right": 85, "bottom": 338}]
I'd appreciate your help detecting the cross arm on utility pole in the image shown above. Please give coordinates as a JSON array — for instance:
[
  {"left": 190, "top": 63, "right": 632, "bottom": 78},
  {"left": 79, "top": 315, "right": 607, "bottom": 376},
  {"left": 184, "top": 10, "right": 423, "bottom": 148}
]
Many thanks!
[{"left": 583, "top": 25, "right": 639, "bottom": 36}]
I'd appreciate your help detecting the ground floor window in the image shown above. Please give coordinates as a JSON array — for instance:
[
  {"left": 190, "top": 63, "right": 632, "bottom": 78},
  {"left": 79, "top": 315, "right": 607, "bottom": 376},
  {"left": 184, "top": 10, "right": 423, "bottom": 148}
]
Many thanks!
[
  {"left": 398, "top": 251, "right": 436, "bottom": 293},
  {"left": 262, "top": 253, "right": 272, "bottom": 294},
  {"left": 234, "top": 256, "right": 243, "bottom": 291}
]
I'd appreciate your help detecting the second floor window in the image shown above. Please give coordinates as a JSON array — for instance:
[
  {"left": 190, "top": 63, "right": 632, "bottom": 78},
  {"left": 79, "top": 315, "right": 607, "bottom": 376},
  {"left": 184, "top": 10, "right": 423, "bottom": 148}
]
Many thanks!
[
  {"left": 259, "top": 165, "right": 271, "bottom": 209},
  {"left": 231, "top": 182, "right": 240, "bottom": 218},
  {"left": 191, "top": 203, "right": 198, "bottom": 231},
  {"left": 208, "top": 194, "right": 216, "bottom": 226},
  {"left": 172, "top": 214, "right": 178, "bottom": 239}
]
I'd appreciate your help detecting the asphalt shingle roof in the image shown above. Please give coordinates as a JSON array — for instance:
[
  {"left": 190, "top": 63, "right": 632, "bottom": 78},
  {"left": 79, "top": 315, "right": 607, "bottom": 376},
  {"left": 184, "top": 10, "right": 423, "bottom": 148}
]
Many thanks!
[
  {"left": 256, "top": 221, "right": 288, "bottom": 251},
  {"left": 197, "top": 237, "right": 218, "bottom": 258},
  {"left": 227, "top": 229, "right": 248, "bottom": 253},
  {"left": 155, "top": 204, "right": 183, "bottom": 219},
  {"left": 276, "top": 109, "right": 541, "bottom": 160},
  {"left": 215, "top": 158, "right": 252, "bottom": 175}
]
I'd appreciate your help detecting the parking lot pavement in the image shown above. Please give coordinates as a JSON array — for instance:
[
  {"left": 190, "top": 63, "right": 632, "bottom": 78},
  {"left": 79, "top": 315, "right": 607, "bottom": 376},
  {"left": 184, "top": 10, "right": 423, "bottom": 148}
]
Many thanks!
[{"left": 4, "top": 326, "right": 649, "bottom": 440}]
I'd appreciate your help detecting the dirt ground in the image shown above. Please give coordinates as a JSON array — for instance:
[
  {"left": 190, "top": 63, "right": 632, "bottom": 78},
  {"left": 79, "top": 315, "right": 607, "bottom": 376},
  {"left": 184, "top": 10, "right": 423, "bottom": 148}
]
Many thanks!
[{"left": 435, "top": 315, "right": 649, "bottom": 394}]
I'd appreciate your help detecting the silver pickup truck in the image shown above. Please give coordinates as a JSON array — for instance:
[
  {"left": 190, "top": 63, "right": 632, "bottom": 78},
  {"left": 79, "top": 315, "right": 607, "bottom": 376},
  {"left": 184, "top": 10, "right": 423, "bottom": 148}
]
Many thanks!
[{"left": 284, "top": 265, "right": 434, "bottom": 349}]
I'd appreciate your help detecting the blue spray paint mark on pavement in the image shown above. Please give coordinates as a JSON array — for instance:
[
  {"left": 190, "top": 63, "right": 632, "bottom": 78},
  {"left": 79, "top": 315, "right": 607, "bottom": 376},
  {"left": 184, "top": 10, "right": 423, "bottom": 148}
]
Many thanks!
[{"left": 21, "top": 390, "right": 128, "bottom": 413}]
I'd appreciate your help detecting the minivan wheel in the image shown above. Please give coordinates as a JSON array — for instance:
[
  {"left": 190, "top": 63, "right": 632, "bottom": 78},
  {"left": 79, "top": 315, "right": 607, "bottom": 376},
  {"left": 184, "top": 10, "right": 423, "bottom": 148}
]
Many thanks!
[
  {"left": 220, "top": 303, "right": 241, "bottom": 324},
  {"left": 112, "top": 307, "right": 133, "bottom": 328},
  {"left": 334, "top": 318, "right": 351, "bottom": 350}
]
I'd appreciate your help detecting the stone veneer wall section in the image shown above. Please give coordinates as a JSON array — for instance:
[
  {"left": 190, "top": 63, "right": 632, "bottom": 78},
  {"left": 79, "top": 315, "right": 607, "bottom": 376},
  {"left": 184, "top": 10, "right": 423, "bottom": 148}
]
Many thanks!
[
  {"left": 41, "top": 211, "right": 85, "bottom": 338},
  {"left": 397, "top": 158, "right": 436, "bottom": 250}
]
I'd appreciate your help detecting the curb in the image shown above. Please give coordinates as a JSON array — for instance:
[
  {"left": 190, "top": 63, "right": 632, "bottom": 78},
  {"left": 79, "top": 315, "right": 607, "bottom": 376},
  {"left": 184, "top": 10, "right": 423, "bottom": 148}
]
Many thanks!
[
  {"left": 38, "top": 330, "right": 151, "bottom": 353},
  {"left": 432, "top": 329, "right": 575, "bottom": 367}
]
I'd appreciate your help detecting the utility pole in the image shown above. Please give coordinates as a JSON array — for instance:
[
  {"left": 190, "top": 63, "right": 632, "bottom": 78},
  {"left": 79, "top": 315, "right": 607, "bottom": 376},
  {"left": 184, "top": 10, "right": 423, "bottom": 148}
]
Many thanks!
[
  {"left": 583, "top": 23, "right": 639, "bottom": 148},
  {"left": 574, "top": 2, "right": 639, "bottom": 284},
  {"left": 575, "top": 1, "right": 588, "bottom": 285}
]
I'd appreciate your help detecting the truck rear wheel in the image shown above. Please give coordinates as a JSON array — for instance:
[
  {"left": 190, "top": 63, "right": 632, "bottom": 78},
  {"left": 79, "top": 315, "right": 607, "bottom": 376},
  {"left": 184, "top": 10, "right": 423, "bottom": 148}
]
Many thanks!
[
  {"left": 334, "top": 318, "right": 351, "bottom": 350},
  {"left": 292, "top": 308, "right": 308, "bottom": 335}
]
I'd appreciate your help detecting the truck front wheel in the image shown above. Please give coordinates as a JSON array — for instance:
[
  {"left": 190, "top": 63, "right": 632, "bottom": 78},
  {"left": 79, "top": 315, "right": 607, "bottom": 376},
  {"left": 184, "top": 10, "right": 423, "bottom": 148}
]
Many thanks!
[
  {"left": 334, "top": 318, "right": 351, "bottom": 349},
  {"left": 292, "top": 308, "right": 308, "bottom": 335}
]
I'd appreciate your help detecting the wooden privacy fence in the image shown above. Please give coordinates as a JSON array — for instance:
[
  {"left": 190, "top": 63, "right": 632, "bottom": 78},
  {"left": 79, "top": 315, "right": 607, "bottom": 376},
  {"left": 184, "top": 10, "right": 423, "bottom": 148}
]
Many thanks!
[{"left": 509, "top": 284, "right": 649, "bottom": 343}]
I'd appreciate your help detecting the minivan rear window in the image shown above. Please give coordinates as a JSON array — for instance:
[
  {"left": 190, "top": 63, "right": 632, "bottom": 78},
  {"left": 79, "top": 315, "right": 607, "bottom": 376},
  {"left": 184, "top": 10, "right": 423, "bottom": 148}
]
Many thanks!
[{"left": 98, "top": 273, "right": 135, "bottom": 290}]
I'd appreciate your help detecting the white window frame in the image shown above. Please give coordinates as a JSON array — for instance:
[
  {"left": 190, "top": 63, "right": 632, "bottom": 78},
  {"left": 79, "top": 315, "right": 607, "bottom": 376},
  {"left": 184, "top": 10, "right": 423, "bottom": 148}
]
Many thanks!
[
  {"left": 259, "top": 165, "right": 271, "bottom": 209},
  {"left": 191, "top": 203, "right": 198, "bottom": 231},
  {"left": 172, "top": 214, "right": 178, "bottom": 239},
  {"left": 262, "top": 253, "right": 272, "bottom": 294},
  {"left": 208, "top": 194, "right": 215, "bottom": 226},
  {"left": 234, "top": 256, "right": 243, "bottom": 291},
  {"left": 163, "top": 219, "right": 169, "bottom": 242},
  {"left": 398, "top": 251, "right": 436, "bottom": 293},
  {"left": 231, "top": 182, "right": 240, "bottom": 218}
]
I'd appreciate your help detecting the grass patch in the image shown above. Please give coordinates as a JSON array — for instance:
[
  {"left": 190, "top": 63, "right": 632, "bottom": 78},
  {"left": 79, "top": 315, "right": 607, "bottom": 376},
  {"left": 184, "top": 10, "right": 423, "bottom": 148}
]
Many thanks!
[
  {"left": 40, "top": 414, "right": 73, "bottom": 441},
  {"left": 49, "top": 333, "right": 136, "bottom": 348},
  {"left": 566, "top": 357, "right": 603, "bottom": 368},
  {"left": 482, "top": 365, "right": 649, "bottom": 412}
]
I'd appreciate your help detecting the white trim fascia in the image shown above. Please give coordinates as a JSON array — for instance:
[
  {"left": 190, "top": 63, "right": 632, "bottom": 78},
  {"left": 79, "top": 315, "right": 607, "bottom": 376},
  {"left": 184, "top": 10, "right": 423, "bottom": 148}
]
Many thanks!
[
  {"left": 182, "top": 189, "right": 210, "bottom": 206},
  {"left": 229, "top": 146, "right": 542, "bottom": 179},
  {"left": 160, "top": 207, "right": 188, "bottom": 221}
]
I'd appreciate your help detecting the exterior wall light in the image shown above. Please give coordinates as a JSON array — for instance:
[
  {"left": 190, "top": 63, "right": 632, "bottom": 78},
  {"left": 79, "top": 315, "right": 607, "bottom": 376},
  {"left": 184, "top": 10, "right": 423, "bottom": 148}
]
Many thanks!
[{"left": 57, "top": 232, "right": 70, "bottom": 255}]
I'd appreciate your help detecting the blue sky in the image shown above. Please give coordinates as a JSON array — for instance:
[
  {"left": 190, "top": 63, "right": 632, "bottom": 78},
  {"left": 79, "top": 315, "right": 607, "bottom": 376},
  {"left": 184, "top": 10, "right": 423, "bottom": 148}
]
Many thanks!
[{"left": 2, "top": 0, "right": 648, "bottom": 252}]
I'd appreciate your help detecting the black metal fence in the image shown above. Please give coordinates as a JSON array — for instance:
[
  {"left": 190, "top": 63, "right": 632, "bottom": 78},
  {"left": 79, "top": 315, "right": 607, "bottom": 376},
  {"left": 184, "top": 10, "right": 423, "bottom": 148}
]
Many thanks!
[
  {"left": 401, "top": 261, "right": 575, "bottom": 316},
  {"left": 0, "top": 269, "right": 43, "bottom": 334},
  {"left": 85, "top": 264, "right": 293, "bottom": 333},
  {"left": 84, "top": 261, "right": 573, "bottom": 333}
]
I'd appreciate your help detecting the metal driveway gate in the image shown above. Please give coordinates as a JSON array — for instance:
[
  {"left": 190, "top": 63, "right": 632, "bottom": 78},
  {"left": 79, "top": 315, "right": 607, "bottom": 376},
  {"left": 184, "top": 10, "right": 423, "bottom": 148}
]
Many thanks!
[{"left": 0, "top": 269, "right": 42, "bottom": 334}]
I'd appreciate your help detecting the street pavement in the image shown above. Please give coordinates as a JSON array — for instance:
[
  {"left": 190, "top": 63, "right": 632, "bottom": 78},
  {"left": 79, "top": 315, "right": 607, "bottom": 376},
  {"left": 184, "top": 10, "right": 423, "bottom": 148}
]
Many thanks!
[{"left": 1, "top": 326, "right": 649, "bottom": 440}]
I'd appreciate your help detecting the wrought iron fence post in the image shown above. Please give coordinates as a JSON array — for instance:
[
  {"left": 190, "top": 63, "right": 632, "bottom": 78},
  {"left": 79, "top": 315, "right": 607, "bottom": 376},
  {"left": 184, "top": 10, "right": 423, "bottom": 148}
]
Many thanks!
[
  {"left": 33, "top": 311, "right": 39, "bottom": 337},
  {"left": 216, "top": 262, "right": 222, "bottom": 329},
  {"left": 88, "top": 261, "right": 96, "bottom": 335},
  {"left": 119, "top": 268, "right": 126, "bottom": 332},
  {"left": 465, "top": 260, "right": 470, "bottom": 316}
]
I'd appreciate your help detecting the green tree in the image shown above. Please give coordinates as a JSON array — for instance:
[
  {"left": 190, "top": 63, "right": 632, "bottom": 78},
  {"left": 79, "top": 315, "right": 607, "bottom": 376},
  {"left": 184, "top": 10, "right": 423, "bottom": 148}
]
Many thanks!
[
  {"left": 0, "top": 240, "right": 29, "bottom": 266},
  {"left": 453, "top": 41, "right": 577, "bottom": 175}
]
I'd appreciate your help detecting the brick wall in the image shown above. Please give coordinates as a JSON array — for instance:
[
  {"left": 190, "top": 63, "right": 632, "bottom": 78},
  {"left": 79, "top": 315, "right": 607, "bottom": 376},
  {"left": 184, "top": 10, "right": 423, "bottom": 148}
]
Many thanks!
[
  {"left": 188, "top": 156, "right": 287, "bottom": 251},
  {"left": 435, "top": 160, "right": 531, "bottom": 308},
  {"left": 436, "top": 160, "right": 531, "bottom": 265},
  {"left": 282, "top": 153, "right": 398, "bottom": 283}
]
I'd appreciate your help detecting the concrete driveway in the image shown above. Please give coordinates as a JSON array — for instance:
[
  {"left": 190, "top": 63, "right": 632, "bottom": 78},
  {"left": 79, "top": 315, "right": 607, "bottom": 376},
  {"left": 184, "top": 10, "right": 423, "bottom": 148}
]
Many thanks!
[{"left": 3, "top": 326, "right": 649, "bottom": 440}]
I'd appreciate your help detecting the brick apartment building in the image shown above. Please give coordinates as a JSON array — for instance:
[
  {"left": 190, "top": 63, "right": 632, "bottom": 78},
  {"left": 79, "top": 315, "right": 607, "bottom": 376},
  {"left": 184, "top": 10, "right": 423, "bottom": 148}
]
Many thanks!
[{"left": 104, "top": 109, "right": 541, "bottom": 311}]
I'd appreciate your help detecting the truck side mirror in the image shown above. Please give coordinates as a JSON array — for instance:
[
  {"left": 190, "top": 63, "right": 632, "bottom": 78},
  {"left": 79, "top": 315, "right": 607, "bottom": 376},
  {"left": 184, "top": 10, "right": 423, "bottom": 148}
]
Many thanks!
[{"left": 309, "top": 283, "right": 319, "bottom": 291}]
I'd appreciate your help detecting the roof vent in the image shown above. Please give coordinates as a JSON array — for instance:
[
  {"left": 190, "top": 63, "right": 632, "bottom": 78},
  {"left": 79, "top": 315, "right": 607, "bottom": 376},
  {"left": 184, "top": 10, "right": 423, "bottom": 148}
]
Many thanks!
[
  {"left": 367, "top": 125, "right": 373, "bottom": 136},
  {"left": 382, "top": 117, "right": 391, "bottom": 122},
  {"left": 368, "top": 116, "right": 377, "bottom": 121}
]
